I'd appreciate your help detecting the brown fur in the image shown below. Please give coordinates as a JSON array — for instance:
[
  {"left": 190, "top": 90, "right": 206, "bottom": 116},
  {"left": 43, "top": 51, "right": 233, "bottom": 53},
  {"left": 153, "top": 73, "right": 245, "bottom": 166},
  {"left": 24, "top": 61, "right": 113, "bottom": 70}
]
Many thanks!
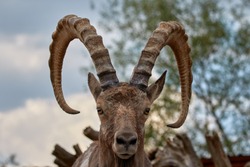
[{"left": 72, "top": 83, "right": 155, "bottom": 167}]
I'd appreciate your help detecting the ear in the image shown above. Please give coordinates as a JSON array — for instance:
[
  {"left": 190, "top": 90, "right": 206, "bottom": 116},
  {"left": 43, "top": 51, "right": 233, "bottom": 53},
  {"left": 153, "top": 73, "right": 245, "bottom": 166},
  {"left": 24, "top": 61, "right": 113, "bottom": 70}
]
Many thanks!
[
  {"left": 88, "top": 73, "right": 102, "bottom": 101},
  {"left": 146, "top": 71, "right": 167, "bottom": 103}
]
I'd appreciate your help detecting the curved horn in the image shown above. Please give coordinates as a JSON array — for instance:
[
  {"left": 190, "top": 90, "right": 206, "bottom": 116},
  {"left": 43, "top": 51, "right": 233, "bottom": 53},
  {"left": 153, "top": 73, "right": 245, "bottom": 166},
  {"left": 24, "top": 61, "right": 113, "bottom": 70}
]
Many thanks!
[
  {"left": 49, "top": 15, "right": 118, "bottom": 114},
  {"left": 130, "top": 21, "right": 192, "bottom": 128}
]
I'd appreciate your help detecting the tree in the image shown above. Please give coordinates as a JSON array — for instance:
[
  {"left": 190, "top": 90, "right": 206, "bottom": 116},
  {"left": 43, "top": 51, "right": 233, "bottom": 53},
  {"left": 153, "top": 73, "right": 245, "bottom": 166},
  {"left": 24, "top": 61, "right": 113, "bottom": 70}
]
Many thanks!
[{"left": 91, "top": 0, "right": 250, "bottom": 155}]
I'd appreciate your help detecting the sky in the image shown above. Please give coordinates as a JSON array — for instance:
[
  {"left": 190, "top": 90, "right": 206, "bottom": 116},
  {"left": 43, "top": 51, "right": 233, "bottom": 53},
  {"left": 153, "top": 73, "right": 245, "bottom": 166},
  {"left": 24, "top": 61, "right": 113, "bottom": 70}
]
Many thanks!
[{"left": 0, "top": 0, "right": 104, "bottom": 166}]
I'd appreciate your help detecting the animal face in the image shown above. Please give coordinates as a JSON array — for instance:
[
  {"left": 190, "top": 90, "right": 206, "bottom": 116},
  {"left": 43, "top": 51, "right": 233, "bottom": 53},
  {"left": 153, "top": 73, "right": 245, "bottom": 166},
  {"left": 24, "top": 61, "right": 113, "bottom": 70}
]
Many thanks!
[{"left": 95, "top": 83, "right": 151, "bottom": 159}]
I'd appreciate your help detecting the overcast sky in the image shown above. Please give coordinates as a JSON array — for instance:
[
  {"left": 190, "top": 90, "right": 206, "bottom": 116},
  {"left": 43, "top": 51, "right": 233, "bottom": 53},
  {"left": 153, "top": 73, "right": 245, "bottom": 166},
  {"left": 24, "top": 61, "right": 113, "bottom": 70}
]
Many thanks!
[{"left": 0, "top": 0, "right": 104, "bottom": 166}]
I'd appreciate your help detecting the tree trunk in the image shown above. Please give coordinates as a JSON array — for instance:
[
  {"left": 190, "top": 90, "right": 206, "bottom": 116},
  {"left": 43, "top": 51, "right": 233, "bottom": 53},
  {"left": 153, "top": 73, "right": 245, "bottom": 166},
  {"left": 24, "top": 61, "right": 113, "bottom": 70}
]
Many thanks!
[{"left": 205, "top": 131, "right": 232, "bottom": 167}]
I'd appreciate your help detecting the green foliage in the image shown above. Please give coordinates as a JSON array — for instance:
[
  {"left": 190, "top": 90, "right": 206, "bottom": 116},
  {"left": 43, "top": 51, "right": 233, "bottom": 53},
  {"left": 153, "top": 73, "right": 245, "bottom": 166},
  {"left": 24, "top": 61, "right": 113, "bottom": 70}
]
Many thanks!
[{"left": 94, "top": 0, "right": 250, "bottom": 155}]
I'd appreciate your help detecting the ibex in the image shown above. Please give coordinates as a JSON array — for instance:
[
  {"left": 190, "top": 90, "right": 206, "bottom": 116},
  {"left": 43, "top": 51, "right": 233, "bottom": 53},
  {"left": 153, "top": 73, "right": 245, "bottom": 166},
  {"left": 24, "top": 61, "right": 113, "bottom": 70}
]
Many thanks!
[{"left": 49, "top": 15, "right": 192, "bottom": 167}]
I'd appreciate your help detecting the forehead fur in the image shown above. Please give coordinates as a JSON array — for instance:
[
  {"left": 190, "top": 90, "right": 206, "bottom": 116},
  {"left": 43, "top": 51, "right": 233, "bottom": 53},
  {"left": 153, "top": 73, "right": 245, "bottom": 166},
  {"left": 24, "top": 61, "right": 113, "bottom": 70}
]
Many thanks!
[{"left": 101, "top": 83, "right": 148, "bottom": 104}]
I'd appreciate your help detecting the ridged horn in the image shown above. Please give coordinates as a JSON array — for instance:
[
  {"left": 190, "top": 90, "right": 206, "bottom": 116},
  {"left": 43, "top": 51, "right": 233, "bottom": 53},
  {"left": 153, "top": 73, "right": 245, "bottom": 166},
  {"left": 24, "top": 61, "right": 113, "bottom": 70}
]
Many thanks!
[
  {"left": 49, "top": 15, "right": 118, "bottom": 114},
  {"left": 130, "top": 21, "right": 192, "bottom": 128}
]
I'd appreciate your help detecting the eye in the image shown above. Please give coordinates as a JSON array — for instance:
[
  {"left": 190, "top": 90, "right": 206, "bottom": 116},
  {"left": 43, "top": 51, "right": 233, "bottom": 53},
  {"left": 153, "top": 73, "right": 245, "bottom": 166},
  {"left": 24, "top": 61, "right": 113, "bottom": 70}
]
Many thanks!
[
  {"left": 144, "top": 108, "right": 150, "bottom": 115},
  {"left": 97, "top": 107, "right": 104, "bottom": 115}
]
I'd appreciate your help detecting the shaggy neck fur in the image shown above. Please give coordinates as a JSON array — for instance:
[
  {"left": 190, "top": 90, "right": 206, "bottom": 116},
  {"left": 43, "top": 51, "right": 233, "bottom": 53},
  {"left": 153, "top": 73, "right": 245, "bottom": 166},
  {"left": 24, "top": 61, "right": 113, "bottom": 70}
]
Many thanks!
[
  {"left": 92, "top": 137, "right": 149, "bottom": 167},
  {"left": 98, "top": 146, "right": 147, "bottom": 167}
]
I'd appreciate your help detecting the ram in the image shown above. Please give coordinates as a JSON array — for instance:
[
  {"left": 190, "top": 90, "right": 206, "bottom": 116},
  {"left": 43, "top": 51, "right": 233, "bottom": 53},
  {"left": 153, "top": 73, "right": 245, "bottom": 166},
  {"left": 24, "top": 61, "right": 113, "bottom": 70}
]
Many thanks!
[{"left": 49, "top": 15, "right": 192, "bottom": 167}]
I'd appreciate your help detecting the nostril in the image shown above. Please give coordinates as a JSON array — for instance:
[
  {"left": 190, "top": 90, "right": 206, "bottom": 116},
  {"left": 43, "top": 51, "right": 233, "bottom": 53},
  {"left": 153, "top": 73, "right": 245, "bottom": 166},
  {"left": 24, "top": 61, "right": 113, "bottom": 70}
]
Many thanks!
[
  {"left": 116, "top": 137, "right": 126, "bottom": 145},
  {"left": 116, "top": 136, "right": 137, "bottom": 146},
  {"left": 129, "top": 138, "right": 137, "bottom": 145}
]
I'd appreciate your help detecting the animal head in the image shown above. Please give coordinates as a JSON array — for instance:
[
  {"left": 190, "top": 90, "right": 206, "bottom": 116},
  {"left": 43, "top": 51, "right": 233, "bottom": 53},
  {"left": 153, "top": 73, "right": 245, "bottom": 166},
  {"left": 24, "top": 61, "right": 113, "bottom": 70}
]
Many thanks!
[{"left": 49, "top": 15, "right": 192, "bottom": 160}]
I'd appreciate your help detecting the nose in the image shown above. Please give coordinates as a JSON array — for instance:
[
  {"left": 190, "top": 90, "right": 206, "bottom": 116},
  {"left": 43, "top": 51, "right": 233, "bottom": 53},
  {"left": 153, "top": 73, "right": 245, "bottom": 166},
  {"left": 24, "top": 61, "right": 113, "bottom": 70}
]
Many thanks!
[{"left": 115, "top": 131, "right": 138, "bottom": 150}]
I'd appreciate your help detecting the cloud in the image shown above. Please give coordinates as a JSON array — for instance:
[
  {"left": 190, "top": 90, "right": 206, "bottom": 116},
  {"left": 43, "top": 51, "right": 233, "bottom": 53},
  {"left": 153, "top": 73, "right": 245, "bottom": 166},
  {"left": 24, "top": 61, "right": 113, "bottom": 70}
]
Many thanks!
[
  {"left": 0, "top": 93, "right": 99, "bottom": 166},
  {"left": 0, "top": 33, "right": 91, "bottom": 76},
  {"left": 0, "top": 34, "right": 48, "bottom": 74}
]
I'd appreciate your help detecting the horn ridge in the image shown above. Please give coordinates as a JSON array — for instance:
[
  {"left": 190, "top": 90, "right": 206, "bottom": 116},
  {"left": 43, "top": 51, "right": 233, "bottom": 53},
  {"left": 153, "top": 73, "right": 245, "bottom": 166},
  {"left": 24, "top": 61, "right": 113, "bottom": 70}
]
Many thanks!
[
  {"left": 130, "top": 21, "right": 192, "bottom": 128},
  {"left": 49, "top": 15, "right": 118, "bottom": 114}
]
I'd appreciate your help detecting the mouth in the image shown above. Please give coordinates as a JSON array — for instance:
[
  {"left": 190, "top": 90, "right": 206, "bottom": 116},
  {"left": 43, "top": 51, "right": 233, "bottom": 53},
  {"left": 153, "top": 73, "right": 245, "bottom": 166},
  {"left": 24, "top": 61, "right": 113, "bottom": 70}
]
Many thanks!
[{"left": 117, "top": 153, "right": 133, "bottom": 159}]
